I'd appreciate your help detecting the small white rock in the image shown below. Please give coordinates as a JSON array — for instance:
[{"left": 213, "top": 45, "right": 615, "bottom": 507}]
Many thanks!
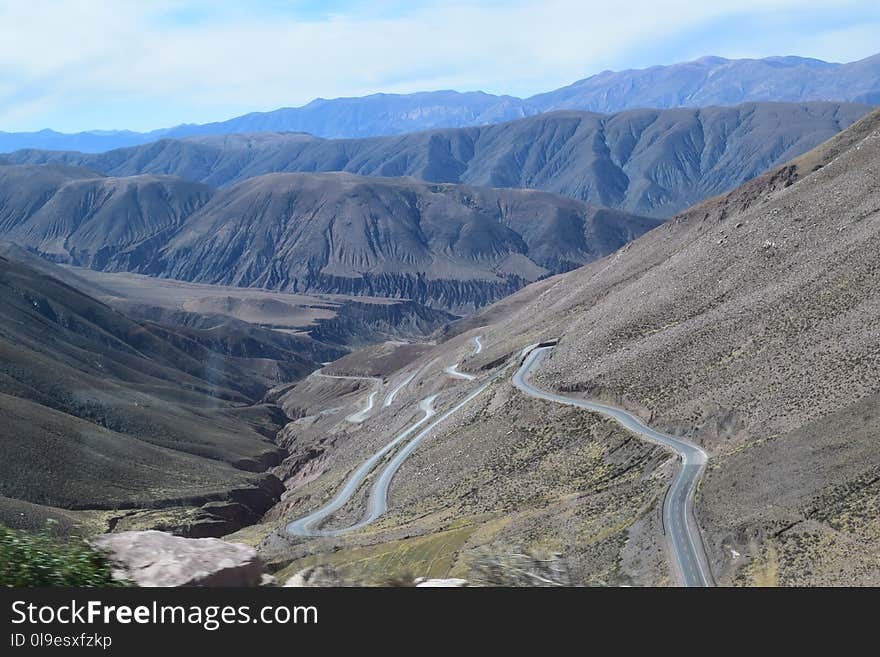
[{"left": 415, "top": 578, "right": 468, "bottom": 587}]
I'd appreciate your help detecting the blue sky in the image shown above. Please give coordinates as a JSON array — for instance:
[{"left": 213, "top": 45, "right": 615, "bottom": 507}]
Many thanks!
[{"left": 0, "top": 0, "right": 878, "bottom": 133}]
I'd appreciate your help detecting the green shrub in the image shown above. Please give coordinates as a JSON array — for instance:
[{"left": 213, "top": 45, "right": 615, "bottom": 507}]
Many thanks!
[{"left": 0, "top": 521, "right": 128, "bottom": 587}]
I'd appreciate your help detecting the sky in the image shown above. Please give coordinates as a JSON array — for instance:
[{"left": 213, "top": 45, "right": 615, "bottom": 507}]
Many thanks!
[{"left": 0, "top": 0, "right": 878, "bottom": 133}]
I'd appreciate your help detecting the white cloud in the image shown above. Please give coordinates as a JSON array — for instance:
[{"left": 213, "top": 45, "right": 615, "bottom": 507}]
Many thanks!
[{"left": 0, "top": 0, "right": 876, "bottom": 131}]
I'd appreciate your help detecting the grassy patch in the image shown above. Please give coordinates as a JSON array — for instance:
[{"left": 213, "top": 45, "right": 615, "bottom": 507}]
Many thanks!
[
  {"left": 276, "top": 525, "right": 477, "bottom": 585},
  {"left": 743, "top": 542, "right": 780, "bottom": 587},
  {"left": 0, "top": 522, "right": 127, "bottom": 587},
  {"left": 224, "top": 521, "right": 280, "bottom": 547}
]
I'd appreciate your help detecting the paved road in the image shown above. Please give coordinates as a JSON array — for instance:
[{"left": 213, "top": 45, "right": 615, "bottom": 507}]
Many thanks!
[
  {"left": 313, "top": 370, "right": 382, "bottom": 423},
  {"left": 342, "top": 374, "right": 500, "bottom": 533},
  {"left": 444, "top": 363, "right": 475, "bottom": 380},
  {"left": 443, "top": 336, "right": 482, "bottom": 380},
  {"left": 286, "top": 395, "right": 438, "bottom": 537},
  {"left": 287, "top": 335, "right": 498, "bottom": 537},
  {"left": 513, "top": 346, "right": 713, "bottom": 587},
  {"left": 383, "top": 373, "right": 416, "bottom": 407},
  {"left": 346, "top": 391, "right": 378, "bottom": 423}
]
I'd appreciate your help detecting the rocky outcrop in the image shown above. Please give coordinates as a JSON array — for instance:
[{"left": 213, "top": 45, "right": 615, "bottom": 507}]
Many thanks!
[
  {"left": 415, "top": 578, "right": 469, "bottom": 587},
  {"left": 2, "top": 55, "right": 878, "bottom": 151},
  {"left": 93, "top": 531, "right": 264, "bottom": 587},
  {"left": 178, "top": 474, "right": 286, "bottom": 538}
]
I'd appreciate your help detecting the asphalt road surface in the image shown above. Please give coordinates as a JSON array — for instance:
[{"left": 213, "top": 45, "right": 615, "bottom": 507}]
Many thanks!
[
  {"left": 287, "top": 335, "right": 496, "bottom": 537},
  {"left": 513, "top": 346, "right": 713, "bottom": 587},
  {"left": 286, "top": 395, "right": 438, "bottom": 537},
  {"left": 383, "top": 373, "right": 416, "bottom": 407},
  {"left": 313, "top": 369, "right": 382, "bottom": 423},
  {"left": 443, "top": 336, "right": 482, "bottom": 380}
]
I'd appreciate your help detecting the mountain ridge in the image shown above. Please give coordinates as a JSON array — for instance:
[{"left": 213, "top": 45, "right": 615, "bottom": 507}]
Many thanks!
[
  {"left": 1, "top": 53, "right": 877, "bottom": 153},
  {"left": 6, "top": 102, "right": 870, "bottom": 218},
  {"left": 0, "top": 166, "right": 659, "bottom": 312}
]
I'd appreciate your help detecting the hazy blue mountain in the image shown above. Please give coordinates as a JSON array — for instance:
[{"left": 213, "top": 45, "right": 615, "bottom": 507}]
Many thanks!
[
  {"left": 1, "top": 53, "right": 877, "bottom": 153},
  {"left": 0, "top": 92, "right": 526, "bottom": 153},
  {"left": 528, "top": 54, "right": 880, "bottom": 112},
  {"left": 142, "top": 172, "right": 660, "bottom": 310},
  {"left": 7, "top": 102, "right": 870, "bottom": 218},
  {"left": 0, "top": 128, "right": 163, "bottom": 154},
  {"left": 161, "top": 91, "right": 530, "bottom": 140}
]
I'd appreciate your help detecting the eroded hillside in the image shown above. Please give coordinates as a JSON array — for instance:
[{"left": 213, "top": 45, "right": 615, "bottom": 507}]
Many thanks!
[{"left": 245, "top": 109, "right": 880, "bottom": 586}]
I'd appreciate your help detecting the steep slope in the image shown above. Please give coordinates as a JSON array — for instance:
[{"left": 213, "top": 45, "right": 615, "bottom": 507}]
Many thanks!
[
  {"left": 0, "top": 165, "right": 213, "bottom": 268},
  {"left": 255, "top": 108, "right": 880, "bottom": 586},
  {"left": 1, "top": 53, "right": 877, "bottom": 151},
  {"left": 0, "top": 164, "right": 101, "bottom": 232},
  {"left": 137, "top": 172, "right": 659, "bottom": 312},
  {"left": 7, "top": 103, "right": 870, "bottom": 217},
  {"left": 459, "top": 107, "right": 880, "bottom": 585},
  {"left": 0, "top": 253, "right": 353, "bottom": 535}
]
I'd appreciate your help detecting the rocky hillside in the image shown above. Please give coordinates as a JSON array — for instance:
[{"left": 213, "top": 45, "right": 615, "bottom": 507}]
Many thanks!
[
  {"left": 141, "top": 172, "right": 659, "bottom": 311},
  {"left": 461, "top": 107, "right": 880, "bottom": 585},
  {"left": 254, "top": 108, "right": 880, "bottom": 587},
  {"left": 0, "top": 251, "right": 338, "bottom": 537},
  {"left": 5, "top": 103, "right": 870, "bottom": 218},
  {"left": 0, "top": 167, "right": 658, "bottom": 312}
]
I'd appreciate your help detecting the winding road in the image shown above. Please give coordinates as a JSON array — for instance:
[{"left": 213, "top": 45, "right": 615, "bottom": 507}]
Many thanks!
[
  {"left": 287, "top": 395, "right": 438, "bottom": 537},
  {"left": 443, "top": 335, "right": 482, "bottom": 380},
  {"left": 287, "top": 334, "right": 488, "bottom": 537},
  {"left": 513, "top": 346, "right": 713, "bottom": 587},
  {"left": 289, "top": 337, "right": 711, "bottom": 586},
  {"left": 346, "top": 391, "right": 378, "bottom": 423},
  {"left": 383, "top": 373, "right": 416, "bottom": 407},
  {"left": 444, "top": 363, "right": 476, "bottom": 380},
  {"left": 313, "top": 370, "right": 382, "bottom": 423}
]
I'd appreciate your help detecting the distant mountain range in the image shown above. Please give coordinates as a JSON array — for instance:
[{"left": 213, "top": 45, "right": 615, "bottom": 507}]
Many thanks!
[
  {"left": 1, "top": 53, "right": 877, "bottom": 153},
  {"left": 6, "top": 102, "right": 870, "bottom": 218}
]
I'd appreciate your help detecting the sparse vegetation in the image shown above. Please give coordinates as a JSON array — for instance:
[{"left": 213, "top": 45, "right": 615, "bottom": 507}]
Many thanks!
[{"left": 469, "top": 550, "right": 572, "bottom": 587}]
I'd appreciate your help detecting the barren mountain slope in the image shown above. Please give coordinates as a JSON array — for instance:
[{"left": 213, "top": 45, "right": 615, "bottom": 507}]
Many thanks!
[
  {"left": 6, "top": 103, "right": 870, "bottom": 217},
  {"left": 461, "top": 107, "right": 880, "bottom": 585},
  {"left": 138, "top": 172, "right": 659, "bottom": 312},
  {"left": 0, "top": 164, "right": 213, "bottom": 268},
  {"left": 250, "top": 109, "right": 880, "bottom": 586},
  {"left": 0, "top": 254, "right": 329, "bottom": 536}
]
